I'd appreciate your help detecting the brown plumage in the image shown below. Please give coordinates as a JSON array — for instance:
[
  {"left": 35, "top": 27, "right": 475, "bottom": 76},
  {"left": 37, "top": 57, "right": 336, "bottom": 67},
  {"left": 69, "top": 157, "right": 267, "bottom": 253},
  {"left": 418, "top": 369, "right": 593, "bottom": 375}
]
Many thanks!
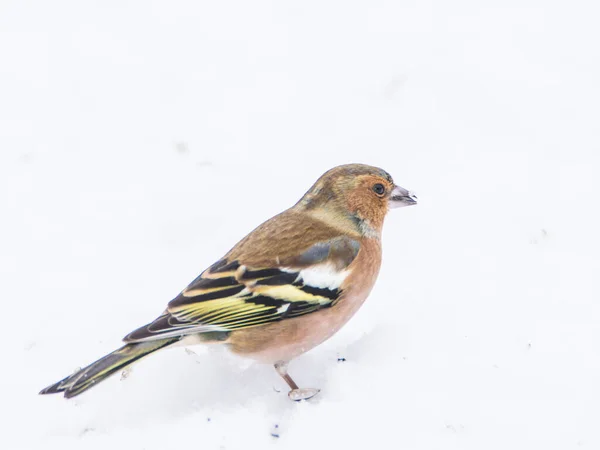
[
  {"left": 40, "top": 163, "right": 417, "bottom": 401},
  {"left": 227, "top": 237, "right": 382, "bottom": 363}
]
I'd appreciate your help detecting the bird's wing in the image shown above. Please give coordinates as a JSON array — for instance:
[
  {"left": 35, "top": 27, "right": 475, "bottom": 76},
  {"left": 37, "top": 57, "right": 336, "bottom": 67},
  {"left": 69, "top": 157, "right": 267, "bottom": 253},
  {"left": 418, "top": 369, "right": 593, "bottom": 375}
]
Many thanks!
[{"left": 123, "top": 236, "right": 360, "bottom": 342}]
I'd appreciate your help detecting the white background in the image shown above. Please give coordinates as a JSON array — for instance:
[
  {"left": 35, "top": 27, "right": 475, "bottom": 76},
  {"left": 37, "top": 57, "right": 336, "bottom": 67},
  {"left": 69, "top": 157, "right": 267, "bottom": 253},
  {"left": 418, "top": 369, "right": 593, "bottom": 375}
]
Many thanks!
[{"left": 2, "top": 1, "right": 599, "bottom": 449}]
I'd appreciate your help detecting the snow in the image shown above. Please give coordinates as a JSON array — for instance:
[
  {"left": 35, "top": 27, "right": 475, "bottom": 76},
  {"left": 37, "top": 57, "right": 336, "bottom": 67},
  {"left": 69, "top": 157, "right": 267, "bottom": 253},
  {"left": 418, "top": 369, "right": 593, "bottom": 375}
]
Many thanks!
[{"left": 2, "top": 0, "right": 600, "bottom": 448}]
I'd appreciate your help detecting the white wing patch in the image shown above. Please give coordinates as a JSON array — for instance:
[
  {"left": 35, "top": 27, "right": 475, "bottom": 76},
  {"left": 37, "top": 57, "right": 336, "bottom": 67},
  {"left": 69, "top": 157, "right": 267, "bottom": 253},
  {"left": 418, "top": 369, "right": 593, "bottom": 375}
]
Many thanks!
[
  {"left": 277, "top": 304, "right": 290, "bottom": 314},
  {"left": 285, "top": 264, "right": 350, "bottom": 290}
]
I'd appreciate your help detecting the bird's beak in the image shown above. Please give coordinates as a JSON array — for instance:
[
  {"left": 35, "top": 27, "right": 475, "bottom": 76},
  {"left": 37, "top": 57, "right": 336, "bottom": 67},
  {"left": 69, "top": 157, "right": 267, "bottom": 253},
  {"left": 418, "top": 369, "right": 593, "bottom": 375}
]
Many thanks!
[{"left": 389, "top": 185, "right": 418, "bottom": 209}]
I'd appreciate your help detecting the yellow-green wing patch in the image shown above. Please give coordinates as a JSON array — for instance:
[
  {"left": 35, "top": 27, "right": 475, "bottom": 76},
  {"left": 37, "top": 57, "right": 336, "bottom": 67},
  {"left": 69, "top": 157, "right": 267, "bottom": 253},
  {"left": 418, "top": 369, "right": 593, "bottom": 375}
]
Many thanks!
[{"left": 123, "top": 237, "right": 359, "bottom": 343}]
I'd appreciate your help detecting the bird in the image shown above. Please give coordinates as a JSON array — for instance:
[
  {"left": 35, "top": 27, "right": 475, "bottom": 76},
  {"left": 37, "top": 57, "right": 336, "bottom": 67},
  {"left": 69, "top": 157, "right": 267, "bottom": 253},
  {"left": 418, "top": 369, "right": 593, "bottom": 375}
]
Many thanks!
[{"left": 40, "top": 163, "right": 417, "bottom": 401}]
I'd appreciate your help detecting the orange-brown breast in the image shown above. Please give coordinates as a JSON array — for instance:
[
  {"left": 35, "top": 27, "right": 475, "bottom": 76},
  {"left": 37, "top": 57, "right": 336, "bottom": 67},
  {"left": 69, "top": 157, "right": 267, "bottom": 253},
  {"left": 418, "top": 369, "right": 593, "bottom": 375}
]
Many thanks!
[{"left": 227, "top": 237, "right": 382, "bottom": 363}]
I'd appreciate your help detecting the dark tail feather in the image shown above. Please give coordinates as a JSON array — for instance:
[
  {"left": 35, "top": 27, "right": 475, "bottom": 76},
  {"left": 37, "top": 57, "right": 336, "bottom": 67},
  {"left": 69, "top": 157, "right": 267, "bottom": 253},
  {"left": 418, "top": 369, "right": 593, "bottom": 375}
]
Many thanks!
[{"left": 39, "top": 338, "right": 179, "bottom": 398}]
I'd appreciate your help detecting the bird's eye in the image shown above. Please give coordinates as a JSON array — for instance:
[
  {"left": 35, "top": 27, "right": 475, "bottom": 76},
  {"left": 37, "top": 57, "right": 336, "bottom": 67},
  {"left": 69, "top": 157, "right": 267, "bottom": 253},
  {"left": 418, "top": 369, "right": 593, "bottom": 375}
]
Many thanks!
[{"left": 372, "top": 183, "right": 385, "bottom": 196}]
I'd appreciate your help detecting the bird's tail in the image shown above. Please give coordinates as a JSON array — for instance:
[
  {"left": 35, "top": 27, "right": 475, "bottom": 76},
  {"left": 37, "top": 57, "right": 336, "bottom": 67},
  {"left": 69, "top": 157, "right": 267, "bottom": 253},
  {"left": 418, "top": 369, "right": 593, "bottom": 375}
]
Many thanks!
[{"left": 39, "top": 338, "right": 179, "bottom": 398}]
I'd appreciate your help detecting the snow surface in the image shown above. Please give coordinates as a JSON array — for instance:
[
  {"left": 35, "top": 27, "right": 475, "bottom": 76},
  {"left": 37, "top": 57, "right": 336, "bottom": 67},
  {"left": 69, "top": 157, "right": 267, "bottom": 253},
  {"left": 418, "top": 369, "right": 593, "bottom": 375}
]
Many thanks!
[{"left": 2, "top": 1, "right": 600, "bottom": 449}]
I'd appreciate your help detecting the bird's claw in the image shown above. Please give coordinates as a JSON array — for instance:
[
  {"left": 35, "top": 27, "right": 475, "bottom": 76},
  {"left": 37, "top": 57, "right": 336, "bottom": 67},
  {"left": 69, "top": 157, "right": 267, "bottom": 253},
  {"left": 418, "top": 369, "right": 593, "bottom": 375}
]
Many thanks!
[{"left": 288, "top": 388, "right": 320, "bottom": 401}]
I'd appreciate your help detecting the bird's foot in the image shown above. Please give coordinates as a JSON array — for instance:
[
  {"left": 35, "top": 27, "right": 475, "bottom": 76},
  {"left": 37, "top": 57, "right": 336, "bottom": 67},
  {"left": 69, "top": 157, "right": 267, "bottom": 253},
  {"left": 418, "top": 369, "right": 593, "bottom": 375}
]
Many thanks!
[{"left": 288, "top": 388, "right": 320, "bottom": 401}]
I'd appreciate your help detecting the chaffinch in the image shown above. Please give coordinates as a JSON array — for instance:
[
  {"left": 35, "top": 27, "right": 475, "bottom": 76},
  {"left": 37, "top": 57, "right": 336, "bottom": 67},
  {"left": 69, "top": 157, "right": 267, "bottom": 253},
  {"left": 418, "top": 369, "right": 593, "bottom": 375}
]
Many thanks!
[{"left": 40, "top": 163, "right": 417, "bottom": 401}]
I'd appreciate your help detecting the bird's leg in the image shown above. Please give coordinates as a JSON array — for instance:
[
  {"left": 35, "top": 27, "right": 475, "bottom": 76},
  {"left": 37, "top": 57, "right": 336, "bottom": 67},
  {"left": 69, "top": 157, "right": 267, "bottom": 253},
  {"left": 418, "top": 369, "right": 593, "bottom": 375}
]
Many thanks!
[{"left": 274, "top": 361, "right": 320, "bottom": 401}]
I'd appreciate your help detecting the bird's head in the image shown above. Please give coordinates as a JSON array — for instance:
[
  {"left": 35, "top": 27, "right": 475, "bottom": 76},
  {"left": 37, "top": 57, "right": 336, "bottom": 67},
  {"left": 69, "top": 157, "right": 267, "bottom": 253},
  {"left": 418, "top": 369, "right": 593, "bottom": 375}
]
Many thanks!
[{"left": 295, "top": 164, "right": 417, "bottom": 237}]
